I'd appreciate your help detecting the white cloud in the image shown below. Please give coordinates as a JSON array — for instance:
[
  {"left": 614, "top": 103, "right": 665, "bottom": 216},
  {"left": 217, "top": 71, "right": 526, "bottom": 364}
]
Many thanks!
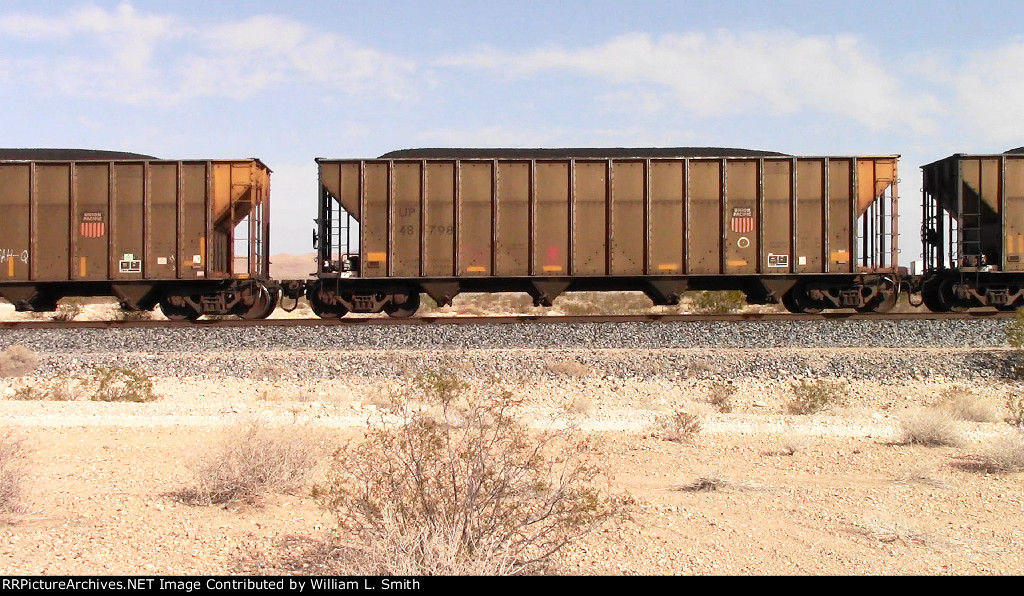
[
  {"left": 443, "top": 31, "right": 942, "bottom": 134},
  {"left": 955, "top": 42, "right": 1024, "bottom": 144},
  {"left": 0, "top": 4, "right": 416, "bottom": 105},
  {"left": 0, "top": 3, "right": 175, "bottom": 41},
  {"left": 174, "top": 16, "right": 415, "bottom": 102},
  {"left": 0, "top": 3, "right": 178, "bottom": 102}
]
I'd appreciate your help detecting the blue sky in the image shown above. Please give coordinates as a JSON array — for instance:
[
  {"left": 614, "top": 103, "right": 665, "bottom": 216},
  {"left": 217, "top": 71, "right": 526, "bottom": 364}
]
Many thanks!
[{"left": 2, "top": 1, "right": 1023, "bottom": 261}]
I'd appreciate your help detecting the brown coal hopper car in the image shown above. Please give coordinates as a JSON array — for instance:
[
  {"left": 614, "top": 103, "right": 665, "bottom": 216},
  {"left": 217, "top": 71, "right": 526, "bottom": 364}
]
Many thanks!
[
  {"left": 920, "top": 149, "right": 1024, "bottom": 311},
  {"left": 0, "top": 150, "right": 276, "bottom": 320},
  {"left": 311, "top": 148, "right": 901, "bottom": 318}
]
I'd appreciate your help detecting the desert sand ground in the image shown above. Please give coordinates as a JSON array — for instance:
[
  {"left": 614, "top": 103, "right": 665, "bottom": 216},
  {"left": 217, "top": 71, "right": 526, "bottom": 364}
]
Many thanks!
[{"left": 1, "top": 362, "right": 1022, "bottom": 575}]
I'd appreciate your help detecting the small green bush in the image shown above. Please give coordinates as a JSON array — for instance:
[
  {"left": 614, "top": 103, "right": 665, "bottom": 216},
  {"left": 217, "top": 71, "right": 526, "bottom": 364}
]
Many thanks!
[
  {"left": 689, "top": 291, "right": 747, "bottom": 314},
  {"left": 91, "top": 367, "right": 158, "bottom": 403},
  {"left": 785, "top": 379, "right": 846, "bottom": 415}
]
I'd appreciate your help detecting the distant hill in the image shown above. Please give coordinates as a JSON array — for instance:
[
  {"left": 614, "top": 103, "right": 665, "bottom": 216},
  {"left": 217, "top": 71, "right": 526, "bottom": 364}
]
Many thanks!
[{"left": 269, "top": 253, "right": 317, "bottom": 279}]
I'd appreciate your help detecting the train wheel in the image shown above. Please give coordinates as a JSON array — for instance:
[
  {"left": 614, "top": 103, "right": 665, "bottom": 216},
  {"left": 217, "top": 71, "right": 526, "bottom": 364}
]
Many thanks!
[
  {"left": 939, "top": 279, "right": 970, "bottom": 313},
  {"left": 782, "top": 285, "right": 822, "bottom": 314},
  {"left": 921, "top": 279, "right": 950, "bottom": 312},
  {"left": 309, "top": 286, "right": 348, "bottom": 319},
  {"left": 872, "top": 290, "right": 898, "bottom": 313},
  {"left": 159, "top": 298, "right": 200, "bottom": 321},
  {"left": 239, "top": 285, "right": 278, "bottom": 320},
  {"left": 856, "top": 286, "right": 897, "bottom": 313},
  {"left": 384, "top": 290, "right": 420, "bottom": 318},
  {"left": 781, "top": 289, "right": 801, "bottom": 313}
]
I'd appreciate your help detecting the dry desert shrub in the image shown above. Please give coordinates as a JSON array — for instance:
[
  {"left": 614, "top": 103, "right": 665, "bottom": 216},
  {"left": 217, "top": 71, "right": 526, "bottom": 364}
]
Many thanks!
[
  {"left": 674, "top": 473, "right": 755, "bottom": 493},
  {"left": 555, "top": 291, "right": 656, "bottom": 315},
  {"left": 677, "top": 475, "right": 726, "bottom": 492},
  {"left": 777, "top": 435, "right": 808, "bottom": 456},
  {"left": 894, "top": 466, "right": 953, "bottom": 489},
  {"left": 899, "top": 408, "right": 962, "bottom": 447},
  {"left": 936, "top": 386, "right": 1000, "bottom": 423},
  {"left": 11, "top": 376, "right": 83, "bottom": 401},
  {"left": 450, "top": 293, "right": 535, "bottom": 315},
  {"left": 686, "top": 360, "right": 718, "bottom": 377},
  {"left": 115, "top": 308, "right": 152, "bottom": 321},
  {"left": 9, "top": 367, "right": 154, "bottom": 402},
  {"left": 366, "top": 391, "right": 395, "bottom": 408},
  {"left": 51, "top": 301, "right": 83, "bottom": 322},
  {"left": 857, "top": 517, "right": 935, "bottom": 546},
  {"left": 0, "top": 345, "right": 39, "bottom": 378},
  {"left": 321, "top": 370, "right": 623, "bottom": 575},
  {"left": 183, "top": 421, "right": 322, "bottom": 506},
  {"left": 785, "top": 379, "right": 846, "bottom": 415},
  {"left": 1006, "top": 393, "right": 1024, "bottom": 428},
  {"left": 656, "top": 409, "right": 702, "bottom": 443},
  {"left": 705, "top": 382, "right": 736, "bottom": 413},
  {"left": 565, "top": 396, "right": 597, "bottom": 416},
  {"left": 977, "top": 432, "right": 1024, "bottom": 473},
  {"left": 0, "top": 430, "right": 28, "bottom": 513},
  {"left": 251, "top": 362, "right": 292, "bottom": 381},
  {"left": 544, "top": 359, "right": 592, "bottom": 378}
]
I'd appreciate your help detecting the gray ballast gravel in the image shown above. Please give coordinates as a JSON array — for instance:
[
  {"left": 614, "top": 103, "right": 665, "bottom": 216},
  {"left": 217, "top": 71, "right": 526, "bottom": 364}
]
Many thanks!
[
  {"left": 0, "top": 318, "right": 1011, "bottom": 355},
  {"left": 0, "top": 318, "right": 1016, "bottom": 382}
]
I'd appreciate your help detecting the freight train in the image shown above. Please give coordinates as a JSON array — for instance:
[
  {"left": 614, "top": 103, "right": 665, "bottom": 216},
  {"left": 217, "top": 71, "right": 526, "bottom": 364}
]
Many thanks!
[{"left": 0, "top": 147, "right": 1021, "bottom": 320}]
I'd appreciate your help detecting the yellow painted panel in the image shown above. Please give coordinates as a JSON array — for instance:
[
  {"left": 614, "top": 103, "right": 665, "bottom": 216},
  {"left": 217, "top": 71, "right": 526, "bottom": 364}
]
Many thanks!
[{"left": 367, "top": 251, "right": 387, "bottom": 261}]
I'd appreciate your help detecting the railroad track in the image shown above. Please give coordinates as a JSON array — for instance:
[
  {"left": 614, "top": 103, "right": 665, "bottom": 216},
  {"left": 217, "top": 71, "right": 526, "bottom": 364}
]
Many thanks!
[{"left": 0, "top": 310, "right": 1015, "bottom": 330}]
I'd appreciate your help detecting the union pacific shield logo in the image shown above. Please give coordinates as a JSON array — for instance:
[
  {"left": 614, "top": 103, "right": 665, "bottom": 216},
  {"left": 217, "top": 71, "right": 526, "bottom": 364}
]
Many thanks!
[
  {"left": 730, "top": 207, "right": 754, "bottom": 234},
  {"left": 80, "top": 212, "right": 106, "bottom": 238}
]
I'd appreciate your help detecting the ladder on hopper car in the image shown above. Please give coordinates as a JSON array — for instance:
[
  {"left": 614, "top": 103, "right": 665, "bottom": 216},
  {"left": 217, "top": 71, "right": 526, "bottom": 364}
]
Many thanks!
[
  {"left": 330, "top": 206, "right": 356, "bottom": 273},
  {"left": 960, "top": 182, "right": 983, "bottom": 269},
  {"left": 858, "top": 184, "right": 897, "bottom": 270}
]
